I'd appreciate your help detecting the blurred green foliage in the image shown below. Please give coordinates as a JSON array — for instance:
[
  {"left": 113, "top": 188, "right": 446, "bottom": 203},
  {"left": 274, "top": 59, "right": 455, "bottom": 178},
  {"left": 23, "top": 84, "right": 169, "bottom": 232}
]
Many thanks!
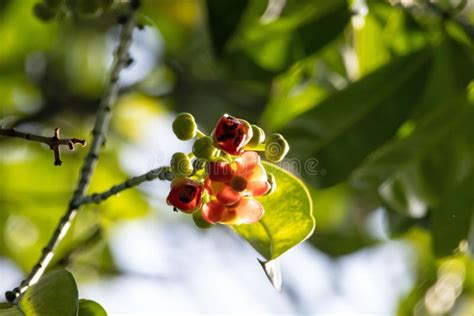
[{"left": 1, "top": 0, "right": 474, "bottom": 314}]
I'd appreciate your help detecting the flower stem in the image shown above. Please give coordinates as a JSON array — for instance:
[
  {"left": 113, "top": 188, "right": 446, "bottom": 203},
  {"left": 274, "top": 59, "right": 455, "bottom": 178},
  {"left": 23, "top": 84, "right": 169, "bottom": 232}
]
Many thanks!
[
  {"left": 78, "top": 166, "right": 173, "bottom": 205},
  {"left": 196, "top": 130, "right": 206, "bottom": 138}
]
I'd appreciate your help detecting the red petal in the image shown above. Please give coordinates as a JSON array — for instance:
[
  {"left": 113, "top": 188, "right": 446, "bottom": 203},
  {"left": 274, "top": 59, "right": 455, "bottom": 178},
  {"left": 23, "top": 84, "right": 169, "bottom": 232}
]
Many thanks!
[
  {"left": 208, "top": 161, "right": 234, "bottom": 182},
  {"left": 235, "top": 151, "right": 260, "bottom": 177},
  {"left": 246, "top": 180, "right": 271, "bottom": 196},
  {"left": 201, "top": 200, "right": 226, "bottom": 223},
  {"left": 232, "top": 198, "right": 264, "bottom": 224},
  {"left": 204, "top": 177, "right": 225, "bottom": 195},
  {"left": 216, "top": 185, "right": 241, "bottom": 205}
]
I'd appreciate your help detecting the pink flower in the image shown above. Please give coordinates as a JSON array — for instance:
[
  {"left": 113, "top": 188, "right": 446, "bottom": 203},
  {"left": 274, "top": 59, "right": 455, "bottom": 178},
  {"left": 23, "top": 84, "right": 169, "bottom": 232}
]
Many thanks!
[{"left": 201, "top": 151, "right": 270, "bottom": 225}]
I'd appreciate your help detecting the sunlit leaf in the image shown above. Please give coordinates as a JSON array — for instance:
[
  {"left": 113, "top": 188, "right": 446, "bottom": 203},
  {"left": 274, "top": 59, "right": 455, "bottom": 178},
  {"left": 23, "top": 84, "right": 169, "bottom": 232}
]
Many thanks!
[
  {"left": 260, "top": 57, "right": 329, "bottom": 131},
  {"left": 78, "top": 299, "right": 107, "bottom": 316},
  {"left": 0, "top": 304, "right": 24, "bottom": 316},
  {"left": 19, "top": 269, "right": 78, "bottom": 316},
  {"left": 355, "top": 1, "right": 427, "bottom": 76},
  {"left": 234, "top": 162, "right": 315, "bottom": 260}
]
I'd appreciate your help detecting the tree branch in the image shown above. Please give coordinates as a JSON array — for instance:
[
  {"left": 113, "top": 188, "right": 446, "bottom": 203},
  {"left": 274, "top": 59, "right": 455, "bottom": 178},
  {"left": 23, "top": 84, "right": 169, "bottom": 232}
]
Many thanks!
[
  {"left": 78, "top": 166, "right": 174, "bottom": 206},
  {"left": 5, "top": 3, "right": 139, "bottom": 303},
  {"left": 0, "top": 127, "right": 86, "bottom": 166}
]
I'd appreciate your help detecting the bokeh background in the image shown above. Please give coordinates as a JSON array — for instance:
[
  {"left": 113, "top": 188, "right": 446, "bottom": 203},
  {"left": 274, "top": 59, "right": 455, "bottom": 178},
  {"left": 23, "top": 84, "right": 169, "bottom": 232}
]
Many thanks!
[{"left": 1, "top": 0, "right": 474, "bottom": 315}]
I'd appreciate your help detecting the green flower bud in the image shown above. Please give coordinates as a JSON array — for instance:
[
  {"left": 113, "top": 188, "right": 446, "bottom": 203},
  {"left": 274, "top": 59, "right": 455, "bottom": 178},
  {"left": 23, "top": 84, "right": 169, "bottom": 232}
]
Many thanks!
[
  {"left": 33, "top": 2, "right": 57, "bottom": 21},
  {"left": 193, "top": 210, "right": 212, "bottom": 229},
  {"left": 265, "top": 133, "right": 289, "bottom": 162},
  {"left": 247, "top": 124, "right": 265, "bottom": 147},
  {"left": 170, "top": 152, "right": 193, "bottom": 176},
  {"left": 265, "top": 172, "right": 276, "bottom": 196},
  {"left": 193, "top": 136, "right": 218, "bottom": 160},
  {"left": 172, "top": 112, "right": 197, "bottom": 141}
]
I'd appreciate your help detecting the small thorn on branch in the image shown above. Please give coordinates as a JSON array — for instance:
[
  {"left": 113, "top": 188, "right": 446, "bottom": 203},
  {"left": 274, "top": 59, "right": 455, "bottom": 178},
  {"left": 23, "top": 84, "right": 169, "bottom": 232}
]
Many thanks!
[{"left": 0, "top": 127, "right": 87, "bottom": 166}]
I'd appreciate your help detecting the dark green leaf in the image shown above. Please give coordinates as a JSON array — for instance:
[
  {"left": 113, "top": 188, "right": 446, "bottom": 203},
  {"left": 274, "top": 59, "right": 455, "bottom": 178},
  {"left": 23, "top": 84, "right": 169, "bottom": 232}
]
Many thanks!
[
  {"left": 18, "top": 269, "right": 78, "bottom": 316},
  {"left": 78, "top": 299, "right": 107, "bottom": 316},
  {"left": 282, "top": 48, "right": 432, "bottom": 187},
  {"left": 431, "top": 175, "right": 474, "bottom": 257},
  {"left": 351, "top": 103, "right": 460, "bottom": 190},
  {"left": 234, "top": 162, "right": 315, "bottom": 260},
  {"left": 206, "top": 0, "right": 249, "bottom": 56}
]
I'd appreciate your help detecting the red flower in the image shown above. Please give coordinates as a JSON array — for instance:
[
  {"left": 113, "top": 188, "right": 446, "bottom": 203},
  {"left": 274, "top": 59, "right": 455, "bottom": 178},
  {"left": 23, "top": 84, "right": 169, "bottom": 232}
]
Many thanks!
[
  {"left": 212, "top": 114, "right": 253, "bottom": 155},
  {"left": 202, "top": 151, "right": 270, "bottom": 224},
  {"left": 166, "top": 177, "right": 203, "bottom": 213}
]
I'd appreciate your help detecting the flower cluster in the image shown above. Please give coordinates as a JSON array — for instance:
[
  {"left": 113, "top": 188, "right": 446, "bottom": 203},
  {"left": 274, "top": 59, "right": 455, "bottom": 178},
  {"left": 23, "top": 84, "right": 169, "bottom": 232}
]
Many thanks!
[{"left": 166, "top": 113, "right": 289, "bottom": 227}]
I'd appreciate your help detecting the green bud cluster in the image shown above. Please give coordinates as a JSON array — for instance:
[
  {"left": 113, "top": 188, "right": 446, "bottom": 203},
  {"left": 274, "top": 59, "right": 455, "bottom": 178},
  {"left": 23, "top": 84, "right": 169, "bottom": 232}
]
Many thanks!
[
  {"left": 265, "top": 133, "right": 289, "bottom": 162},
  {"left": 247, "top": 124, "right": 265, "bottom": 148},
  {"left": 192, "top": 136, "right": 218, "bottom": 160},
  {"left": 170, "top": 152, "right": 193, "bottom": 176}
]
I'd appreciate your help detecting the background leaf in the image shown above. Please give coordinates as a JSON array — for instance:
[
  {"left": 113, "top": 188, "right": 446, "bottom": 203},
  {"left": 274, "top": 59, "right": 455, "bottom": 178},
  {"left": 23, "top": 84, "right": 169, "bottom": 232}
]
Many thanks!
[
  {"left": 18, "top": 269, "right": 78, "bottom": 316},
  {"left": 234, "top": 162, "right": 315, "bottom": 260},
  {"left": 281, "top": 48, "right": 432, "bottom": 187}
]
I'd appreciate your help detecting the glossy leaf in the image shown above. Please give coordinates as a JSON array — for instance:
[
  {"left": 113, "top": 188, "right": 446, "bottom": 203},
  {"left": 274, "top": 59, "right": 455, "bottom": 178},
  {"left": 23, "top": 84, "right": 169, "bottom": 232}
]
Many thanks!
[
  {"left": 234, "top": 162, "right": 315, "bottom": 260},
  {"left": 19, "top": 269, "right": 78, "bottom": 316},
  {"left": 78, "top": 299, "right": 107, "bottom": 316},
  {"left": 282, "top": 48, "right": 432, "bottom": 187}
]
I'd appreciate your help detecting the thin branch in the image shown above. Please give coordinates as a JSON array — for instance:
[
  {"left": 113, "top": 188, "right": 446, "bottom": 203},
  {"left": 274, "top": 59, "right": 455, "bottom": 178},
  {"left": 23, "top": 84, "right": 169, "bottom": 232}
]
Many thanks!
[
  {"left": 78, "top": 166, "right": 174, "bottom": 206},
  {"left": 5, "top": 4, "right": 139, "bottom": 303},
  {"left": 0, "top": 127, "right": 86, "bottom": 166}
]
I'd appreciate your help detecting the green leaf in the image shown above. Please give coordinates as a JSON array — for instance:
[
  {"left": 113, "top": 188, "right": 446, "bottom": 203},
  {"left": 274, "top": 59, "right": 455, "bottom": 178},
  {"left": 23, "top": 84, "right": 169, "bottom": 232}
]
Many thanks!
[
  {"left": 229, "top": 0, "right": 350, "bottom": 72},
  {"left": 355, "top": 1, "right": 427, "bottom": 75},
  {"left": 351, "top": 99, "right": 471, "bottom": 217},
  {"left": 78, "top": 299, "right": 107, "bottom": 316},
  {"left": 0, "top": 304, "right": 24, "bottom": 316},
  {"left": 281, "top": 48, "right": 432, "bottom": 187},
  {"left": 431, "top": 175, "right": 474, "bottom": 257},
  {"left": 234, "top": 162, "right": 315, "bottom": 260},
  {"left": 260, "top": 56, "right": 329, "bottom": 131},
  {"left": 206, "top": 0, "right": 249, "bottom": 56},
  {"left": 18, "top": 269, "right": 78, "bottom": 316},
  {"left": 351, "top": 104, "right": 461, "bottom": 191}
]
